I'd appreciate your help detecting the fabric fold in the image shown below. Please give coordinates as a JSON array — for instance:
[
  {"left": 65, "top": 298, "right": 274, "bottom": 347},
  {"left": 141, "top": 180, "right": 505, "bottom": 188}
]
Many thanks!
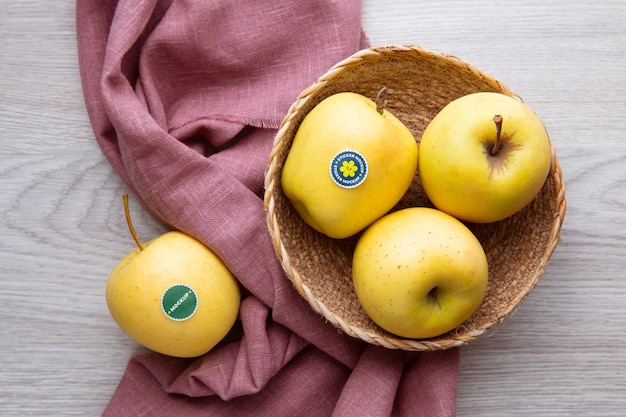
[{"left": 76, "top": 0, "right": 461, "bottom": 415}]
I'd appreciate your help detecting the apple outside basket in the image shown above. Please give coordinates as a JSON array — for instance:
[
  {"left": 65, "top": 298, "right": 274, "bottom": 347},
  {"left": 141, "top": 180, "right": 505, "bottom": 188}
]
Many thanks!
[{"left": 263, "top": 45, "right": 566, "bottom": 351}]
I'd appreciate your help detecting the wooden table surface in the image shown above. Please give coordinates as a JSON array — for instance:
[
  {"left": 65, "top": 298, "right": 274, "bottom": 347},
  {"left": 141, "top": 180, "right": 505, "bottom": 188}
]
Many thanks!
[{"left": 2, "top": 1, "right": 625, "bottom": 415}]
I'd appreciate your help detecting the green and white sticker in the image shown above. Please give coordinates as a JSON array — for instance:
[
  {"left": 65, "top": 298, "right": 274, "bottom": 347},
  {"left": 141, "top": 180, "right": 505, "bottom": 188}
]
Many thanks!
[{"left": 161, "top": 284, "right": 198, "bottom": 321}]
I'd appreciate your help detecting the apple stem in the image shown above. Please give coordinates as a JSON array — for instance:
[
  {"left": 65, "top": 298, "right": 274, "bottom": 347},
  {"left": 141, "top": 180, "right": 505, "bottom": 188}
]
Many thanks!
[
  {"left": 123, "top": 194, "right": 144, "bottom": 251},
  {"left": 375, "top": 87, "right": 387, "bottom": 115},
  {"left": 491, "top": 114, "right": 503, "bottom": 156}
]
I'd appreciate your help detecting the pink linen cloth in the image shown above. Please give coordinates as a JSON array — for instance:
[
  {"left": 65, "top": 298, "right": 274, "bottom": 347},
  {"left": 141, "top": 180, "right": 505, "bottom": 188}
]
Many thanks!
[{"left": 76, "top": 1, "right": 460, "bottom": 415}]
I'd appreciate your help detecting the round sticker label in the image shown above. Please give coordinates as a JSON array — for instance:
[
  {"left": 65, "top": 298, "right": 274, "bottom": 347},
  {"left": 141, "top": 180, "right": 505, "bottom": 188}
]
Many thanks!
[
  {"left": 329, "top": 150, "right": 368, "bottom": 188},
  {"left": 161, "top": 284, "right": 198, "bottom": 321}
]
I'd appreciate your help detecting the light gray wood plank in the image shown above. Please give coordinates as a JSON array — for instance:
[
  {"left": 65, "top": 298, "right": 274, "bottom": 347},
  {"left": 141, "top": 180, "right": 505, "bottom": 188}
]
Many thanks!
[{"left": 2, "top": 1, "right": 625, "bottom": 415}]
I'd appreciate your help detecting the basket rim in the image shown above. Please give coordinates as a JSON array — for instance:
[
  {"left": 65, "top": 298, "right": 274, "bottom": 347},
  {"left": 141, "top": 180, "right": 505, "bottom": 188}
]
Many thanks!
[
  {"left": 263, "top": 44, "right": 567, "bottom": 351},
  {"left": 287, "top": 44, "right": 520, "bottom": 120}
]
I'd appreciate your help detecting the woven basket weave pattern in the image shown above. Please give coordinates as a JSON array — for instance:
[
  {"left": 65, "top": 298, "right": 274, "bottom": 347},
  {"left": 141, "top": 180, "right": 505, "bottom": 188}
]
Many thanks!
[{"left": 264, "top": 45, "right": 566, "bottom": 350}]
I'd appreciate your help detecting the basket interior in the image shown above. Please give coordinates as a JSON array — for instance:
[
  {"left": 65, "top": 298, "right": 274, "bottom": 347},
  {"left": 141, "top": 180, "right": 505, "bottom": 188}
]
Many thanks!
[{"left": 266, "top": 46, "right": 564, "bottom": 350}]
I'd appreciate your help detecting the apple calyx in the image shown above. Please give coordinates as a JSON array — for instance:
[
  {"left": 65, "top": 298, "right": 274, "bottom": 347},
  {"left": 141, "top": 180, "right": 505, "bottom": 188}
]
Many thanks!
[
  {"left": 123, "top": 194, "right": 144, "bottom": 251},
  {"left": 427, "top": 286, "right": 441, "bottom": 307},
  {"left": 490, "top": 114, "right": 504, "bottom": 156},
  {"left": 375, "top": 87, "right": 387, "bottom": 115}
]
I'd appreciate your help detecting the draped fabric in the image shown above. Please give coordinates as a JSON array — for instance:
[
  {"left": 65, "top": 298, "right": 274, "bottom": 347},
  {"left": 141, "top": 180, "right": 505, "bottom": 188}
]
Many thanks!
[{"left": 76, "top": 1, "right": 459, "bottom": 415}]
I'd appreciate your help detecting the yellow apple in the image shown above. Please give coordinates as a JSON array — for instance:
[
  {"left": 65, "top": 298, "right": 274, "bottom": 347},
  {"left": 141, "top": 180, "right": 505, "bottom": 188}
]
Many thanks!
[
  {"left": 106, "top": 195, "right": 241, "bottom": 358},
  {"left": 418, "top": 92, "right": 552, "bottom": 223},
  {"left": 352, "top": 207, "right": 488, "bottom": 339},
  {"left": 281, "top": 90, "right": 418, "bottom": 239}
]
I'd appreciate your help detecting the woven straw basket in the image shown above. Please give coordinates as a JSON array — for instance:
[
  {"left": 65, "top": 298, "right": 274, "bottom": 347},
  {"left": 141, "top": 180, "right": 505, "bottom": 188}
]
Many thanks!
[{"left": 264, "top": 45, "right": 566, "bottom": 350}]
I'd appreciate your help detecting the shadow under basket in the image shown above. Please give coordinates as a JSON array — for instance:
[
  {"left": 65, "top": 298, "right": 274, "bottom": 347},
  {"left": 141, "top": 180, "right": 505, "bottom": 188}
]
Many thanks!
[{"left": 264, "top": 45, "right": 566, "bottom": 351}]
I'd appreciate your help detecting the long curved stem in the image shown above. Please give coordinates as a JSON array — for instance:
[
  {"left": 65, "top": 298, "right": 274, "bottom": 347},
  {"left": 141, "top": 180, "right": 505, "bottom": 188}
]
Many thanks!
[{"left": 123, "top": 194, "right": 144, "bottom": 251}]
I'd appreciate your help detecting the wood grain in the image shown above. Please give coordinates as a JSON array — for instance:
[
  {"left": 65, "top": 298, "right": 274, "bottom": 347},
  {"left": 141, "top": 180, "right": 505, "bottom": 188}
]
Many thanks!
[{"left": 2, "top": 1, "right": 625, "bottom": 415}]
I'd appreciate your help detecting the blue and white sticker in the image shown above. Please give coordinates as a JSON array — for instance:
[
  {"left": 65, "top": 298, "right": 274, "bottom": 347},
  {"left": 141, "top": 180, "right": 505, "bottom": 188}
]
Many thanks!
[{"left": 330, "top": 150, "right": 368, "bottom": 189}]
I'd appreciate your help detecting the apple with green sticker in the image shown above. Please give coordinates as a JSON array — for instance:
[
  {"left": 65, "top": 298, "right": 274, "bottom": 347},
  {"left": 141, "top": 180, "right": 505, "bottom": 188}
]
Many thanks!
[{"left": 105, "top": 195, "right": 241, "bottom": 358}]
